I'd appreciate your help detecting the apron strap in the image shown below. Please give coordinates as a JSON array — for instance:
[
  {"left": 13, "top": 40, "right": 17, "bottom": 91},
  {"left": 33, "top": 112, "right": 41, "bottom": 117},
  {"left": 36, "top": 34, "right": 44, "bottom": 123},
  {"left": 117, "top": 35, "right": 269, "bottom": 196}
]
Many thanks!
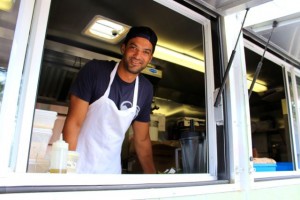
[{"left": 104, "top": 62, "right": 139, "bottom": 107}]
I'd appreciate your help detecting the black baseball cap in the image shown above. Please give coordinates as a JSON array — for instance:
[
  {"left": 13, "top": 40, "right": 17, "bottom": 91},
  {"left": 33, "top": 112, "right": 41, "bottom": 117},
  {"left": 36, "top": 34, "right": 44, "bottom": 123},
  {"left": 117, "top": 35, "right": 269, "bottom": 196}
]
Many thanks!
[{"left": 123, "top": 26, "right": 158, "bottom": 53}]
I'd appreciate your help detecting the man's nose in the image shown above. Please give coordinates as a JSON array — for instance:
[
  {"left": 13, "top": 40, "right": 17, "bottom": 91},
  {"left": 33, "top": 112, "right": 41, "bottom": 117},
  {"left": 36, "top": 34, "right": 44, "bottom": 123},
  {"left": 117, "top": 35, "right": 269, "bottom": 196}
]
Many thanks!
[{"left": 133, "top": 49, "right": 142, "bottom": 58}]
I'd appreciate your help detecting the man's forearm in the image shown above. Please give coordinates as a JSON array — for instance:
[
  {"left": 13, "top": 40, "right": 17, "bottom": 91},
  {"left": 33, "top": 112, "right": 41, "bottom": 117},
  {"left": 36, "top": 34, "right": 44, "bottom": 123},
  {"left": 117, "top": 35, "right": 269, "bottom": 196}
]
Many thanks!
[
  {"left": 135, "top": 139, "right": 156, "bottom": 174},
  {"left": 62, "top": 118, "right": 81, "bottom": 150}
]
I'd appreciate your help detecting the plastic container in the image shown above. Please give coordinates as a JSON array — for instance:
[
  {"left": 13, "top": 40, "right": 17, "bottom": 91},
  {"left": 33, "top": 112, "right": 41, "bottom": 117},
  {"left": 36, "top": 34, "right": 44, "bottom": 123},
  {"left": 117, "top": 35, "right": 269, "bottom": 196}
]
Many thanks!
[
  {"left": 67, "top": 151, "right": 79, "bottom": 173},
  {"left": 49, "top": 134, "right": 69, "bottom": 173},
  {"left": 180, "top": 133, "right": 200, "bottom": 173},
  {"left": 254, "top": 163, "right": 277, "bottom": 172},
  {"left": 179, "top": 120, "right": 205, "bottom": 173},
  {"left": 276, "top": 162, "right": 293, "bottom": 171},
  {"left": 33, "top": 109, "right": 57, "bottom": 129},
  {"left": 29, "top": 128, "right": 53, "bottom": 159},
  {"left": 27, "top": 158, "right": 50, "bottom": 173}
]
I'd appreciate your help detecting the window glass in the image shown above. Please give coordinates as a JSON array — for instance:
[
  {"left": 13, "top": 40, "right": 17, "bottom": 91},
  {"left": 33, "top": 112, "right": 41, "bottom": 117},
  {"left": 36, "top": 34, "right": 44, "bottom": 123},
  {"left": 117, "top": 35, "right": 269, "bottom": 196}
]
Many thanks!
[
  {"left": 27, "top": 0, "right": 216, "bottom": 177},
  {"left": 294, "top": 75, "right": 300, "bottom": 168},
  {"left": 245, "top": 47, "right": 294, "bottom": 172},
  {"left": 0, "top": 0, "right": 20, "bottom": 110}
]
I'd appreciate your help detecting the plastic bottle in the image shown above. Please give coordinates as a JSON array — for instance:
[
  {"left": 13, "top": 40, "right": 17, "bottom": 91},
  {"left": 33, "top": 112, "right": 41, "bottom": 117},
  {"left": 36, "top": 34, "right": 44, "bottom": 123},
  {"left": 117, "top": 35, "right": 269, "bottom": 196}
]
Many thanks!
[{"left": 49, "top": 134, "right": 68, "bottom": 173}]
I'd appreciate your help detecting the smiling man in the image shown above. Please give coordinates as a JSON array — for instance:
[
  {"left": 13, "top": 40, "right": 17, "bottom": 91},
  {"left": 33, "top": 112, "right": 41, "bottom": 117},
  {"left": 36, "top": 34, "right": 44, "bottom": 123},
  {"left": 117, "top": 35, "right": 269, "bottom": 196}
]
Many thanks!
[{"left": 62, "top": 26, "right": 157, "bottom": 174}]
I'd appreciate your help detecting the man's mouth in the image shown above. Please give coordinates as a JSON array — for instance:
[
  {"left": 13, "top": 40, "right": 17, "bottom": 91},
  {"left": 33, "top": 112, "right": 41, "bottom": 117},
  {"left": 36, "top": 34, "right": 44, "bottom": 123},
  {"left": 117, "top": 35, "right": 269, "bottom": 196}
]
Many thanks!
[{"left": 130, "top": 59, "right": 142, "bottom": 66}]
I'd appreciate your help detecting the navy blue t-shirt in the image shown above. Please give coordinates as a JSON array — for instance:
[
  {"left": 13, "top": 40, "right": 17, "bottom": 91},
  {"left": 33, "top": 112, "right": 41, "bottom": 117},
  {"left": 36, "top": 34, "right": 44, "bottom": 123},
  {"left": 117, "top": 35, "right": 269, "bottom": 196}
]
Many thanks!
[{"left": 70, "top": 59, "right": 153, "bottom": 122}]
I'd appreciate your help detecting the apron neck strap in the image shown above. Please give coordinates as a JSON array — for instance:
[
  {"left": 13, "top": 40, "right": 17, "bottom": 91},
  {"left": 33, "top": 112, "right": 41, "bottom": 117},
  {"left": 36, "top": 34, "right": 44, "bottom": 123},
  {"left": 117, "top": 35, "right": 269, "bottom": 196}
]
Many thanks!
[{"left": 104, "top": 63, "right": 139, "bottom": 107}]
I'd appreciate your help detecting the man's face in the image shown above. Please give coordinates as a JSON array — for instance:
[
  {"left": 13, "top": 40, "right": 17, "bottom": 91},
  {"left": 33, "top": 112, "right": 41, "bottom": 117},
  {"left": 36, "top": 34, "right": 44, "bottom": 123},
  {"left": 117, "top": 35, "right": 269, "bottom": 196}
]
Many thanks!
[{"left": 121, "top": 37, "right": 153, "bottom": 74}]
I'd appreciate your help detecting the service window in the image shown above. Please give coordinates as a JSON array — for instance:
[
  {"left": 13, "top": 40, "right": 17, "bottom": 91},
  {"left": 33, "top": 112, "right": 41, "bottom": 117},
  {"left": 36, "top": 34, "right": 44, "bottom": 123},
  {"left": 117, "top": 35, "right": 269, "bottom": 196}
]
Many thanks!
[
  {"left": 245, "top": 39, "right": 300, "bottom": 174},
  {"left": 6, "top": 0, "right": 225, "bottom": 185},
  {"left": 286, "top": 70, "right": 300, "bottom": 169}
]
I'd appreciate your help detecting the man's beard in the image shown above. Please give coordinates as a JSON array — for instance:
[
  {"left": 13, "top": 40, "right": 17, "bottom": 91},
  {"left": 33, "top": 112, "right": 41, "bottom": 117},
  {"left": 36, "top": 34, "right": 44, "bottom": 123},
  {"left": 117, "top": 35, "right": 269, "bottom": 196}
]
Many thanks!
[{"left": 124, "top": 59, "right": 146, "bottom": 74}]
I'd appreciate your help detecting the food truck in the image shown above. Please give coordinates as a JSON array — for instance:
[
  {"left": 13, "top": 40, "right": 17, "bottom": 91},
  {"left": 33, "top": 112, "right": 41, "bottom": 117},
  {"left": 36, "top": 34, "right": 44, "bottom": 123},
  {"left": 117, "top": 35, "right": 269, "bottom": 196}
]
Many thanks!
[{"left": 1, "top": 0, "right": 300, "bottom": 199}]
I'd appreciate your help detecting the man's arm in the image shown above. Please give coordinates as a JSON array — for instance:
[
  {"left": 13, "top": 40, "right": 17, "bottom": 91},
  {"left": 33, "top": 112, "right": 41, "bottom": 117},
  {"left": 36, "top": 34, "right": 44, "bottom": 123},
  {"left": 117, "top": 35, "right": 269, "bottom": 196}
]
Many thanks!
[
  {"left": 132, "top": 121, "right": 156, "bottom": 174},
  {"left": 62, "top": 94, "right": 89, "bottom": 150}
]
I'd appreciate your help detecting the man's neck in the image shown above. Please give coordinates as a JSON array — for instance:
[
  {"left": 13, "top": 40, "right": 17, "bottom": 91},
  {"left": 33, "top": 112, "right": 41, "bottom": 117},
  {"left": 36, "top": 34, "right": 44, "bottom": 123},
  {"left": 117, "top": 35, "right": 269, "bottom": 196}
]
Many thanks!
[{"left": 117, "top": 62, "right": 138, "bottom": 83}]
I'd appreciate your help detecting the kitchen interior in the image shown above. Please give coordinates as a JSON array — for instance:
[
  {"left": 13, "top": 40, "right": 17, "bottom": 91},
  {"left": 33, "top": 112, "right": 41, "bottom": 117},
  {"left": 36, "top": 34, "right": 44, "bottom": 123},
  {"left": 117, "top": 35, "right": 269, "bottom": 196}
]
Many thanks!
[
  {"left": 244, "top": 11, "right": 300, "bottom": 170},
  {"left": 30, "top": 0, "right": 208, "bottom": 174},
  {"left": 2, "top": 0, "right": 299, "bottom": 174},
  {"left": 245, "top": 46, "right": 292, "bottom": 165}
]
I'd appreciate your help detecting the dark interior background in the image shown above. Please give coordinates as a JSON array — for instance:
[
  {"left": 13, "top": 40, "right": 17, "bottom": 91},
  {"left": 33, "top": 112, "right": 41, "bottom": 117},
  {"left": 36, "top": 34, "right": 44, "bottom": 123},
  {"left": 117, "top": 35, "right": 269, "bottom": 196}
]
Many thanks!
[
  {"left": 38, "top": 0, "right": 285, "bottom": 113},
  {"left": 39, "top": 0, "right": 206, "bottom": 110}
]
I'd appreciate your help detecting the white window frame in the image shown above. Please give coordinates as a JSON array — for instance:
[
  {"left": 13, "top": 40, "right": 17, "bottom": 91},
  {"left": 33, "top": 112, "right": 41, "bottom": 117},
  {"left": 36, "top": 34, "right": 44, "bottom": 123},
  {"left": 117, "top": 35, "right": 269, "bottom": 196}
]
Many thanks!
[
  {"left": 244, "top": 39, "right": 300, "bottom": 179},
  {"left": 0, "top": 0, "right": 36, "bottom": 176},
  {"left": 2, "top": 0, "right": 220, "bottom": 188},
  {"left": 288, "top": 67, "right": 300, "bottom": 169}
]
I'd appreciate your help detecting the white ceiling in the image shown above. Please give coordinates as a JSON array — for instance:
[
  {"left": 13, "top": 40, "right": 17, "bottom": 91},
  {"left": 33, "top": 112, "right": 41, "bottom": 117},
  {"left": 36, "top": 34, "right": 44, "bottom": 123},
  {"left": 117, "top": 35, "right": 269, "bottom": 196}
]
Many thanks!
[{"left": 244, "top": 0, "right": 300, "bottom": 64}]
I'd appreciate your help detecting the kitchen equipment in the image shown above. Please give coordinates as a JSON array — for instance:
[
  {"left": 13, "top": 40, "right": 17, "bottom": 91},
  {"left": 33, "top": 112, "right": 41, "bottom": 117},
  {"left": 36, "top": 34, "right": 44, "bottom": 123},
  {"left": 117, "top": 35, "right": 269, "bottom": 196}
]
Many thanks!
[
  {"left": 150, "top": 115, "right": 159, "bottom": 141},
  {"left": 179, "top": 119, "right": 206, "bottom": 173}
]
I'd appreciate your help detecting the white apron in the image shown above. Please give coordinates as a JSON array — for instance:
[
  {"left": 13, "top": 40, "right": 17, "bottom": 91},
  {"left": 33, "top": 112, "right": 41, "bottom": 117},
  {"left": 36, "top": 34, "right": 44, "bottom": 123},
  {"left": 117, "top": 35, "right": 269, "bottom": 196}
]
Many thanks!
[{"left": 76, "top": 63, "right": 139, "bottom": 174}]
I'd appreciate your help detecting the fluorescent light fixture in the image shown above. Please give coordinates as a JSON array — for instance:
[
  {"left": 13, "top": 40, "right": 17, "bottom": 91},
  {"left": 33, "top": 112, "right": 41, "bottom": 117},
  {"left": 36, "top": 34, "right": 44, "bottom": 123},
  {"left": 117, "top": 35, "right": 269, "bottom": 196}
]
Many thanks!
[
  {"left": 153, "top": 46, "right": 205, "bottom": 73},
  {"left": 247, "top": 78, "right": 268, "bottom": 92},
  {"left": 82, "top": 15, "right": 130, "bottom": 44},
  {"left": 0, "top": 0, "right": 14, "bottom": 11}
]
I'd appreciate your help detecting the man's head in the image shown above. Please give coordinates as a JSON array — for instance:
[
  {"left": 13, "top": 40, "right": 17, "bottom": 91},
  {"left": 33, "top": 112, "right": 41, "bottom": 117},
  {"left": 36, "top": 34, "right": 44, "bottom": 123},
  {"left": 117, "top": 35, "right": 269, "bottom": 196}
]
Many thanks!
[
  {"left": 123, "top": 26, "right": 157, "bottom": 53},
  {"left": 119, "top": 26, "right": 157, "bottom": 75}
]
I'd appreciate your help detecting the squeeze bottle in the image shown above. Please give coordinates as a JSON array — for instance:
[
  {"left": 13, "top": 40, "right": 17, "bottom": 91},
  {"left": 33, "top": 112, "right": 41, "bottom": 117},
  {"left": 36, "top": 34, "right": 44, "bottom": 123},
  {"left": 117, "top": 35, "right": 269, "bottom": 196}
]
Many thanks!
[{"left": 49, "top": 134, "right": 68, "bottom": 173}]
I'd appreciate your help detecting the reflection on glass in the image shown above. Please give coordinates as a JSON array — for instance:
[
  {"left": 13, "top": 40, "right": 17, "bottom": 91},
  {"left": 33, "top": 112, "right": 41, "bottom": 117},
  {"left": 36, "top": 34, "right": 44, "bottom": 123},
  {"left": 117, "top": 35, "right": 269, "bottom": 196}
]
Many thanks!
[
  {"left": 295, "top": 76, "right": 300, "bottom": 168},
  {"left": 246, "top": 47, "right": 294, "bottom": 171},
  {"left": 0, "top": 67, "right": 6, "bottom": 108},
  {"left": 0, "top": 0, "right": 20, "bottom": 111}
]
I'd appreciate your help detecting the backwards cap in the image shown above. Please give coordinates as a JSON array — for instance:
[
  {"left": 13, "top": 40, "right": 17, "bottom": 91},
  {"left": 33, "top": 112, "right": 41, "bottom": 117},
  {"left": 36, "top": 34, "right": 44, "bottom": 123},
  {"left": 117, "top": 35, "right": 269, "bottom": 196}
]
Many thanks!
[{"left": 123, "top": 26, "right": 158, "bottom": 53}]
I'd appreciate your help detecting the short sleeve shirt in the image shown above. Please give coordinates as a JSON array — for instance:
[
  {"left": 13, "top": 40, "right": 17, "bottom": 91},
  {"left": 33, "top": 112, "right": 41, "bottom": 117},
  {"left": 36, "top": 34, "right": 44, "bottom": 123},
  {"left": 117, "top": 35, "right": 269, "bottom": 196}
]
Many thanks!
[{"left": 70, "top": 59, "right": 153, "bottom": 122}]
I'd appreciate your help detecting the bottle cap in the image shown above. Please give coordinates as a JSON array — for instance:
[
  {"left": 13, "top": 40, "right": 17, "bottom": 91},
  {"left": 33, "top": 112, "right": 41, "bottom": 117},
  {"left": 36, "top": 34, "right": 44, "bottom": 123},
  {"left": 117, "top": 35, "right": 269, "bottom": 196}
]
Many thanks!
[{"left": 53, "top": 134, "right": 68, "bottom": 149}]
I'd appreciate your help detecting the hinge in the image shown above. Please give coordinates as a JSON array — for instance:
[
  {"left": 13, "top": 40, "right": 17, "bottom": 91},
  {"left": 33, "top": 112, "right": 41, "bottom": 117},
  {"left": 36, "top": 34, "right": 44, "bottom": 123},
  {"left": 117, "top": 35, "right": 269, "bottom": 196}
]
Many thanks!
[{"left": 214, "top": 88, "right": 224, "bottom": 125}]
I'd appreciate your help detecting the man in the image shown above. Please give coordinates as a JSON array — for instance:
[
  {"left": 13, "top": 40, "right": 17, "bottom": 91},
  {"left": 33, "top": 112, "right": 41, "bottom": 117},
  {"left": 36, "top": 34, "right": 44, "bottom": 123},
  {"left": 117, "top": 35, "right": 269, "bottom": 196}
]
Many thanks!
[{"left": 62, "top": 26, "right": 157, "bottom": 174}]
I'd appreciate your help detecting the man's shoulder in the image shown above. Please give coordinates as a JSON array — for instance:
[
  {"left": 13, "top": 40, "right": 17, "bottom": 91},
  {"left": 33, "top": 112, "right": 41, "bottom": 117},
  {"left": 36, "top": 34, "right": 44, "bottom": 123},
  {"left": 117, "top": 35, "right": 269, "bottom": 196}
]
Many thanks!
[
  {"left": 139, "top": 74, "right": 152, "bottom": 87},
  {"left": 138, "top": 75, "right": 153, "bottom": 97}
]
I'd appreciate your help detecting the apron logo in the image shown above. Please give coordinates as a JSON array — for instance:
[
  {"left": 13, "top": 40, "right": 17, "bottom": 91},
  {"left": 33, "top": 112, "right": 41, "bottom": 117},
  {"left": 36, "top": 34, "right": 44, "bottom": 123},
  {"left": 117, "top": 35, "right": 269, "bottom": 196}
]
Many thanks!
[
  {"left": 120, "top": 101, "right": 132, "bottom": 110},
  {"left": 120, "top": 101, "right": 140, "bottom": 118}
]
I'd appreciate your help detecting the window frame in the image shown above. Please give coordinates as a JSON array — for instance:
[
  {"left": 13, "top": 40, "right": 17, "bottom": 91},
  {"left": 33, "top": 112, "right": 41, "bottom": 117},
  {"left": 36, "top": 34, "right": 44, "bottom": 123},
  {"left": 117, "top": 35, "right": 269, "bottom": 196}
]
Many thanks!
[
  {"left": 2, "top": 0, "right": 221, "bottom": 185},
  {"left": 243, "top": 39, "right": 300, "bottom": 179},
  {"left": 0, "top": 0, "right": 36, "bottom": 176}
]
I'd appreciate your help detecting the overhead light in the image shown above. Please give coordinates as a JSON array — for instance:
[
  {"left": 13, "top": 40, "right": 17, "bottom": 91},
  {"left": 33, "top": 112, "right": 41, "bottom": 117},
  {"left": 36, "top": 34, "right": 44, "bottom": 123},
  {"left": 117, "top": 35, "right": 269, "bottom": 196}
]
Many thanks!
[
  {"left": 0, "top": 0, "right": 14, "bottom": 11},
  {"left": 82, "top": 15, "right": 130, "bottom": 44},
  {"left": 247, "top": 78, "right": 268, "bottom": 92},
  {"left": 153, "top": 46, "right": 205, "bottom": 73}
]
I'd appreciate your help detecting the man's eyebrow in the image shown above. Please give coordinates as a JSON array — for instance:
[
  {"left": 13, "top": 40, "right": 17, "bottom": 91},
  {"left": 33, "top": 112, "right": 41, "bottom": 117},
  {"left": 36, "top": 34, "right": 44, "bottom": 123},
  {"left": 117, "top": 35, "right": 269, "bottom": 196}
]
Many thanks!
[{"left": 128, "top": 42, "right": 152, "bottom": 52}]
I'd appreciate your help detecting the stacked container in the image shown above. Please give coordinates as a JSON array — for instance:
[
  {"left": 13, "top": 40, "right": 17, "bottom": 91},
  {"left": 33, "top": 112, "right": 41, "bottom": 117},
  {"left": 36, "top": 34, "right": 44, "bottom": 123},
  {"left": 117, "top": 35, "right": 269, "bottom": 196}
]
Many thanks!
[{"left": 27, "top": 109, "right": 57, "bottom": 173}]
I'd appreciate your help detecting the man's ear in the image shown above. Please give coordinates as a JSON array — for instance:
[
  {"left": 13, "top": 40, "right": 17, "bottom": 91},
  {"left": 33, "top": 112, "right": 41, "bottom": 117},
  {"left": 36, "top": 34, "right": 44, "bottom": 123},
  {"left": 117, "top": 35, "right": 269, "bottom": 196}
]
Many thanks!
[{"left": 120, "top": 44, "right": 125, "bottom": 54}]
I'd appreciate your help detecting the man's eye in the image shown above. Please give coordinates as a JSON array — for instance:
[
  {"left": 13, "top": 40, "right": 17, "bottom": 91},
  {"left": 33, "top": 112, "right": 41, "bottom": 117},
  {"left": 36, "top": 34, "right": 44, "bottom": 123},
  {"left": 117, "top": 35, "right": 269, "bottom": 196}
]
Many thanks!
[
  {"left": 129, "top": 45, "right": 137, "bottom": 50},
  {"left": 143, "top": 51, "right": 151, "bottom": 55}
]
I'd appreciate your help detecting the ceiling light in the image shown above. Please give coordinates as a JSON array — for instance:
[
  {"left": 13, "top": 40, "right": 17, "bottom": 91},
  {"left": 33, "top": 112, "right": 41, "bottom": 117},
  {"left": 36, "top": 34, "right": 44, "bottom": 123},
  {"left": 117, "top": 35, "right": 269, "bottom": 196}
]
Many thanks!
[
  {"left": 247, "top": 79, "right": 268, "bottom": 92},
  {"left": 82, "top": 15, "right": 130, "bottom": 44},
  {"left": 0, "top": 0, "right": 14, "bottom": 11},
  {"left": 153, "top": 46, "right": 205, "bottom": 73}
]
